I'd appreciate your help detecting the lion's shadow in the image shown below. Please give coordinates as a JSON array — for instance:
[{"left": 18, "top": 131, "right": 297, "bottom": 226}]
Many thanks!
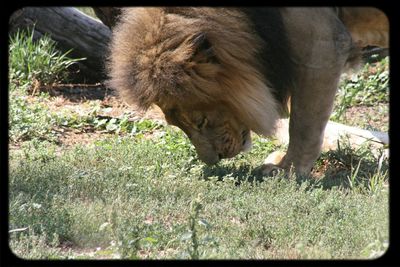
[
  {"left": 200, "top": 155, "right": 388, "bottom": 191},
  {"left": 201, "top": 164, "right": 263, "bottom": 185}
]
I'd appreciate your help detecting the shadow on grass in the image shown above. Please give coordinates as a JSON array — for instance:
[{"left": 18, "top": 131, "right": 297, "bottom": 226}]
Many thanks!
[
  {"left": 201, "top": 164, "right": 265, "bottom": 185},
  {"left": 42, "top": 83, "right": 114, "bottom": 102},
  {"left": 312, "top": 148, "right": 389, "bottom": 191},
  {"left": 200, "top": 146, "right": 388, "bottom": 191}
]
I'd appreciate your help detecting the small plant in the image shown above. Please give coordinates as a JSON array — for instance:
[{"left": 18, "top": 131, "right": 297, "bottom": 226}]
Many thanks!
[
  {"left": 180, "top": 195, "right": 216, "bottom": 259},
  {"left": 9, "top": 27, "right": 85, "bottom": 88},
  {"left": 8, "top": 86, "right": 57, "bottom": 143},
  {"left": 332, "top": 57, "right": 389, "bottom": 121},
  {"left": 367, "top": 151, "right": 388, "bottom": 195},
  {"left": 347, "top": 159, "right": 362, "bottom": 191},
  {"left": 75, "top": 7, "right": 98, "bottom": 18},
  {"left": 8, "top": 27, "right": 86, "bottom": 143},
  {"left": 188, "top": 198, "right": 202, "bottom": 259},
  {"left": 9, "top": 228, "right": 66, "bottom": 259}
]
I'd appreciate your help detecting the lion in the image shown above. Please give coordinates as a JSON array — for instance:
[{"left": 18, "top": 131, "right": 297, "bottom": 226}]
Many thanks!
[{"left": 107, "top": 7, "right": 388, "bottom": 175}]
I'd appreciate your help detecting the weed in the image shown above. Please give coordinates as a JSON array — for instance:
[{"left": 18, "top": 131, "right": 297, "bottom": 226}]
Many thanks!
[
  {"left": 9, "top": 228, "right": 68, "bottom": 259},
  {"left": 187, "top": 197, "right": 202, "bottom": 259},
  {"left": 9, "top": 27, "right": 85, "bottom": 88},
  {"left": 347, "top": 159, "right": 362, "bottom": 191},
  {"left": 8, "top": 27, "right": 86, "bottom": 143},
  {"left": 332, "top": 57, "right": 389, "bottom": 121},
  {"left": 9, "top": 88, "right": 57, "bottom": 143}
]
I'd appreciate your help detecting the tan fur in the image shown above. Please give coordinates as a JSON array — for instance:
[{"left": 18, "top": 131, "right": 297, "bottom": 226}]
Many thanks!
[
  {"left": 339, "top": 7, "right": 389, "bottom": 48},
  {"left": 108, "top": 7, "right": 389, "bottom": 175}
]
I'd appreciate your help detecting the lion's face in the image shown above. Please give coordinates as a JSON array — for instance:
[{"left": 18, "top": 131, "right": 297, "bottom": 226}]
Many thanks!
[{"left": 162, "top": 103, "right": 252, "bottom": 165}]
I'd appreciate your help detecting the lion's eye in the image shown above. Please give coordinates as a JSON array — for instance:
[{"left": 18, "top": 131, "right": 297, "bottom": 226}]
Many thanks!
[{"left": 197, "top": 117, "right": 208, "bottom": 130}]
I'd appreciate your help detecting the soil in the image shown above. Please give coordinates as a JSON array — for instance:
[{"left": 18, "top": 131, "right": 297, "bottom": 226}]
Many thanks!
[
  {"left": 341, "top": 104, "right": 388, "bottom": 132},
  {"left": 35, "top": 82, "right": 388, "bottom": 148},
  {"left": 38, "top": 83, "right": 166, "bottom": 147}
]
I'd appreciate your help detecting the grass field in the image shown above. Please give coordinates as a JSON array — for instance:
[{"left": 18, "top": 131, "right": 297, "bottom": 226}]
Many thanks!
[{"left": 8, "top": 10, "right": 389, "bottom": 260}]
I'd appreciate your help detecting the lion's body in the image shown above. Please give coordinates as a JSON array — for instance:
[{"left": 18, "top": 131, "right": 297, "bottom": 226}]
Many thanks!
[
  {"left": 339, "top": 7, "right": 388, "bottom": 48},
  {"left": 108, "top": 7, "right": 388, "bottom": 175}
]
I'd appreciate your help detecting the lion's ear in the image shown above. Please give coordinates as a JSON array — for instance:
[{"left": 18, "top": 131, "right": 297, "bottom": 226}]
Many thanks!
[{"left": 190, "top": 33, "right": 217, "bottom": 63}]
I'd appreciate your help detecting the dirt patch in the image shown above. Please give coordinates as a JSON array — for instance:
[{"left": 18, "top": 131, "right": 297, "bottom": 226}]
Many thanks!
[
  {"left": 37, "top": 83, "right": 114, "bottom": 102},
  {"left": 339, "top": 104, "right": 388, "bottom": 132},
  {"left": 55, "top": 127, "right": 113, "bottom": 147},
  {"left": 28, "top": 82, "right": 389, "bottom": 150},
  {"left": 37, "top": 83, "right": 166, "bottom": 147},
  {"left": 41, "top": 83, "right": 165, "bottom": 120}
]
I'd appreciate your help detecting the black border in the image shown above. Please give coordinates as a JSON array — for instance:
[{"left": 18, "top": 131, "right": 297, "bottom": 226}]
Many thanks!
[{"left": 2, "top": 1, "right": 398, "bottom": 266}]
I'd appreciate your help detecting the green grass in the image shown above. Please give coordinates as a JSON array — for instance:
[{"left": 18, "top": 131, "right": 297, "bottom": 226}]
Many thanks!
[
  {"left": 8, "top": 28, "right": 158, "bottom": 143},
  {"left": 9, "top": 132, "right": 388, "bottom": 259},
  {"left": 8, "top": 26, "right": 389, "bottom": 259},
  {"left": 9, "top": 28, "right": 85, "bottom": 87},
  {"left": 9, "top": 28, "right": 86, "bottom": 143},
  {"left": 9, "top": 87, "right": 56, "bottom": 143},
  {"left": 332, "top": 57, "right": 389, "bottom": 122}
]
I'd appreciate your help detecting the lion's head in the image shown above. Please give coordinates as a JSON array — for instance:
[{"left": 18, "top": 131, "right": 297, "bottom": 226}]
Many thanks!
[
  {"left": 162, "top": 103, "right": 252, "bottom": 164},
  {"left": 107, "top": 7, "right": 280, "bottom": 164}
]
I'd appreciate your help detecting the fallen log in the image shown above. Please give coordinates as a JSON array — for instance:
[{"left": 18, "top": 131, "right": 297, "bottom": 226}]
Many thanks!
[{"left": 9, "top": 7, "right": 112, "bottom": 83}]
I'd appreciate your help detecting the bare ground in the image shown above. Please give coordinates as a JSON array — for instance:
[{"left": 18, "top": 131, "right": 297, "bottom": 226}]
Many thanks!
[
  {"left": 37, "top": 83, "right": 166, "bottom": 147},
  {"left": 32, "top": 82, "right": 388, "bottom": 148}
]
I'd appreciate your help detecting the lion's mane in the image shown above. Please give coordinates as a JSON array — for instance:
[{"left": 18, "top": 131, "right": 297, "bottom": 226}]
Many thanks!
[{"left": 107, "top": 7, "right": 294, "bottom": 135}]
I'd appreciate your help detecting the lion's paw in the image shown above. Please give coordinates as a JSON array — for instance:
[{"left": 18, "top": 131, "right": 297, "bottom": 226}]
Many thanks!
[
  {"left": 253, "top": 151, "right": 286, "bottom": 177},
  {"left": 263, "top": 151, "right": 286, "bottom": 165},
  {"left": 254, "top": 163, "right": 284, "bottom": 176}
]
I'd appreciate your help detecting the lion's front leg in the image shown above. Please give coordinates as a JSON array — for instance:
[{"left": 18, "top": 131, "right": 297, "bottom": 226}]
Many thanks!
[
  {"left": 259, "top": 66, "right": 345, "bottom": 176},
  {"left": 256, "top": 8, "right": 354, "bottom": 177}
]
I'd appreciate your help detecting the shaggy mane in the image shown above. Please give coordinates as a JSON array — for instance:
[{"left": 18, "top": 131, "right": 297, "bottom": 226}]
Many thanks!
[{"left": 107, "top": 7, "right": 286, "bottom": 136}]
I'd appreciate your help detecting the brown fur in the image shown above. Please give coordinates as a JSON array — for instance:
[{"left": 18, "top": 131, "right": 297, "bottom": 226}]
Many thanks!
[
  {"left": 338, "top": 8, "right": 388, "bottom": 71},
  {"left": 108, "top": 7, "right": 279, "bottom": 137},
  {"left": 107, "top": 7, "right": 388, "bottom": 174},
  {"left": 339, "top": 7, "right": 389, "bottom": 48}
]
